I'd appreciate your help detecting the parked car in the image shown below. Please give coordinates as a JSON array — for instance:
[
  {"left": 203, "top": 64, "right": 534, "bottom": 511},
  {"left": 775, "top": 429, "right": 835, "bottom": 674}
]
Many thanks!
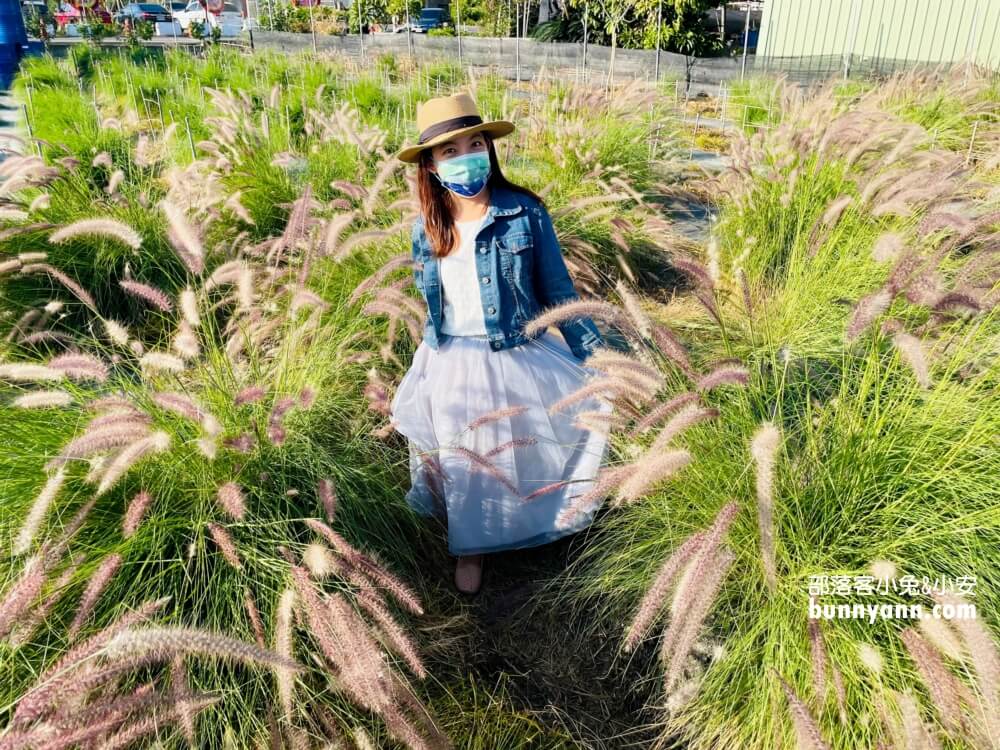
[
  {"left": 172, "top": 0, "right": 243, "bottom": 36},
  {"left": 54, "top": 2, "right": 114, "bottom": 27},
  {"left": 114, "top": 3, "right": 173, "bottom": 23},
  {"left": 410, "top": 6, "right": 448, "bottom": 32}
]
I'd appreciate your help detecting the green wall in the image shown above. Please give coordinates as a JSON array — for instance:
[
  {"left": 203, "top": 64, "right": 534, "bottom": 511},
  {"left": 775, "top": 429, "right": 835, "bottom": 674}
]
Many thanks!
[{"left": 758, "top": 0, "right": 1000, "bottom": 71}]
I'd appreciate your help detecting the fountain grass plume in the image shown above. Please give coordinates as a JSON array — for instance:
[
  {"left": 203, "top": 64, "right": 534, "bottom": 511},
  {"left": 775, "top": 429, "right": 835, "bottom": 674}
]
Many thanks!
[
  {"left": 772, "top": 668, "right": 831, "bottom": 750},
  {"left": 916, "top": 614, "right": 965, "bottom": 663},
  {"left": 899, "top": 627, "right": 967, "bottom": 736},
  {"left": 94, "top": 430, "right": 171, "bottom": 496},
  {"left": 7, "top": 557, "right": 81, "bottom": 648},
  {"left": 933, "top": 591, "right": 1000, "bottom": 741},
  {"left": 303, "top": 519, "right": 424, "bottom": 617},
  {"left": 10, "top": 596, "right": 172, "bottom": 727},
  {"left": 629, "top": 392, "right": 701, "bottom": 437},
  {"left": 623, "top": 531, "right": 708, "bottom": 653},
  {"left": 13, "top": 466, "right": 67, "bottom": 555},
  {"left": 151, "top": 391, "right": 206, "bottom": 422},
  {"left": 67, "top": 552, "right": 123, "bottom": 640},
  {"left": 650, "top": 323, "right": 696, "bottom": 377},
  {"left": 0, "top": 363, "right": 65, "bottom": 383},
  {"left": 234, "top": 385, "right": 266, "bottom": 405},
  {"left": 520, "top": 478, "right": 571, "bottom": 503},
  {"left": 11, "top": 390, "right": 74, "bottom": 409},
  {"left": 47, "top": 218, "right": 142, "bottom": 250},
  {"left": 446, "top": 445, "right": 521, "bottom": 496},
  {"left": 548, "top": 379, "right": 618, "bottom": 415},
  {"left": 695, "top": 365, "right": 750, "bottom": 393},
  {"left": 555, "top": 465, "right": 631, "bottom": 529},
  {"left": 807, "top": 615, "right": 827, "bottom": 708},
  {"left": 45, "top": 420, "right": 152, "bottom": 471},
  {"left": 586, "top": 349, "right": 666, "bottom": 390},
  {"left": 349, "top": 253, "right": 413, "bottom": 306},
  {"left": 355, "top": 587, "right": 427, "bottom": 679},
  {"left": 661, "top": 545, "right": 736, "bottom": 693},
  {"left": 890, "top": 330, "right": 933, "bottom": 388},
  {"left": 614, "top": 449, "right": 692, "bottom": 506},
  {"left": 750, "top": 422, "right": 781, "bottom": 593},
  {"left": 0, "top": 554, "right": 50, "bottom": 641},
  {"left": 872, "top": 232, "right": 904, "bottom": 263},
  {"left": 303, "top": 543, "right": 344, "bottom": 579},
  {"left": 484, "top": 436, "right": 538, "bottom": 459},
  {"left": 101, "top": 625, "right": 303, "bottom": 674},
  {"left": 522, "top": 299, "right": 634, "bottom": 338},
  {"left": 215, "top": 481, "right": 247, "bottom": 521},
  {"left": 86, "top": 694, "right": 221, "bottom": 750},
  {"left": 160, "top": 199, "right": 205, "bottom": 274},
  {"left": 118, "top": 279, "right": 172, "bottom": 312},
  {"left": 846, "top": 286, "right": 894, "bottom": 342},
  {"left": 465, "top": 405, "right": 529, "bottom": 432},
  {"left": 657, "top": 501, "right": 739, "bottom": 682},
  {"left": 275, "top": 588, "right": 297, "bottom": 724},
  {"left": 206, "top": 522, "right": 243, "bottom": 571},
  {"left": 648, "top": 404, "right": 719, "bottom": 453},
  {"left": 317, "top": 477, "right": 338, "bottom": 521}
]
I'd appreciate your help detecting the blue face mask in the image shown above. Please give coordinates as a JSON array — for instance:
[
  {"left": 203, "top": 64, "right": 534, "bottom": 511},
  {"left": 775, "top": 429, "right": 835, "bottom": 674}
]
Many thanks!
[{"left": 432, "top": 151, "right": 491, "bottom": 198}]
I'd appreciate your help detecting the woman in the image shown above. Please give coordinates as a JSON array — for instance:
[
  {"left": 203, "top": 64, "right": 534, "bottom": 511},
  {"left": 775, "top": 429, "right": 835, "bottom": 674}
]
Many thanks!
[{"left": 390, "top": 91, "right": 614, "bottom": 595}]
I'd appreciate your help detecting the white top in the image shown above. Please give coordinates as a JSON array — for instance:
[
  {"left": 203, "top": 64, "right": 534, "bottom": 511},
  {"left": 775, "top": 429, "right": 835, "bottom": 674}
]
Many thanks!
[{"left": 440, "top": 215, "right": 489, "bottom": 336}]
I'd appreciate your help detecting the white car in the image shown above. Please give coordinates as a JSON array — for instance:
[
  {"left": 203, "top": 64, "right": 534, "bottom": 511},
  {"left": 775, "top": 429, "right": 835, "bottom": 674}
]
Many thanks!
[{"left": 172, "top": 0, "right": 243, "bottom": 36}]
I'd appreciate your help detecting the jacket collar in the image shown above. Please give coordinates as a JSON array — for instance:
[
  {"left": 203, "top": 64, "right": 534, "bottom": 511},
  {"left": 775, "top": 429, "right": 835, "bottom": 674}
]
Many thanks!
[{"left": 414, "top": 183, "right": 524, "bottom": 229}]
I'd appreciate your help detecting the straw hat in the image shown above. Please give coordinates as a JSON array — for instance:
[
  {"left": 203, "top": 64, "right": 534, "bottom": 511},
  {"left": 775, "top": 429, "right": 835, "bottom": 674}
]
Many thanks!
[{"left": 395, "top": 91, "right": 515, "bottom": 164}]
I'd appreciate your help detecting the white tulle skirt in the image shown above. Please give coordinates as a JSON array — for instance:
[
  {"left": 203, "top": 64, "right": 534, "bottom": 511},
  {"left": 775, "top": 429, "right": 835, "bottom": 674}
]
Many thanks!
[{"left": 389, "top": 330, "right": 614, "bottom": 556}]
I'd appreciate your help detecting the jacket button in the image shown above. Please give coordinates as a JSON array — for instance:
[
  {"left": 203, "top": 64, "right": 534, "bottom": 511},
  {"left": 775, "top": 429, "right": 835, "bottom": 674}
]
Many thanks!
[
  {"left": 491, "top": 341, "right": 500, "bottom": 350},
  {"left": 481, "top": 276, "right": 490, "bottom": 284},
  {"left": 479, "top": 246, "right": 487, "bottom": 254},
  {"left": 488, "top": 306, "right": 496, "bottom": 314}
]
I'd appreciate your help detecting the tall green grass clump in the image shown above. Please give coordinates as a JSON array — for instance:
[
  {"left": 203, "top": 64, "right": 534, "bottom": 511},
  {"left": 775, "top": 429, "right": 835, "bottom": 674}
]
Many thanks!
[
  {"left": 532, "top": 69, "right": 1000, "bottom": 750},
  {"left": 1, "top": 44, "right": 703, "bottom": 748}
]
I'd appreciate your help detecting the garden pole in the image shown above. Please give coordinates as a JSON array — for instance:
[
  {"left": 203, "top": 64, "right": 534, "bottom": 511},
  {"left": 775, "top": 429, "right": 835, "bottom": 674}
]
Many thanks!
[
  {"left": 21, "top": 103, "right": 34, "bottom": 157},
  {"left": 582, "top": 1, "right": 587, "bottom": 84},
  {"left": 185, "top": 114, "right": 195, "bottom": 159},
  {"left": 740, "top": 0, "right": 751, "bottom": 81},
  {"left": 457, "top": 0, "right": 463, "bottom": 69},
  {"left": 654, "top": 0, "right": 661, "bottom": 82},
  {"left": 965, "top": 121, "right": 978, "bottom": 166}
]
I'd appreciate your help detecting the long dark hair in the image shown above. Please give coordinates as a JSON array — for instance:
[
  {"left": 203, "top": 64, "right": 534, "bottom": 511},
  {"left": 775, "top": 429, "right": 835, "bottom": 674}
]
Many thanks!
[{"left": 416, "top": 133, "right": 544, "bottom": 259}]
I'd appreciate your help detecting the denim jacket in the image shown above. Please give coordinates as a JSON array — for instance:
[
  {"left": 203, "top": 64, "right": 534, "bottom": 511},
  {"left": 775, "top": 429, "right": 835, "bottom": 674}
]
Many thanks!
[{"left": 410, "top": 184, "right": 604, "bottom": 362}]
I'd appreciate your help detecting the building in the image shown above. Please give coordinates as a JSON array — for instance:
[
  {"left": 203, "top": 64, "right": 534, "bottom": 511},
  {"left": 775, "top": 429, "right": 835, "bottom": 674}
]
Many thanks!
[{"left": 757, "top": 0, "right": 1000, "bottom": 76}]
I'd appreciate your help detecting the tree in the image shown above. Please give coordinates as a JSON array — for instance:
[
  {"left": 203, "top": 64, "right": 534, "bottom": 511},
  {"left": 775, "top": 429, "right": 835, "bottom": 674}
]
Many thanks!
[
  {"left": 594, "top": 0, "right": 629, "bottom": 88},
  {"left": 551, "top": 0, "right": 721, "bottom": 55}
]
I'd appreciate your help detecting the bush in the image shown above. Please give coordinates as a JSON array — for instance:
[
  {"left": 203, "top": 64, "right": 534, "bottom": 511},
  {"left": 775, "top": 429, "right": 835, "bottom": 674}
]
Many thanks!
[{"left": 563, "top": 70, "right": 1000, "bottom": 750}]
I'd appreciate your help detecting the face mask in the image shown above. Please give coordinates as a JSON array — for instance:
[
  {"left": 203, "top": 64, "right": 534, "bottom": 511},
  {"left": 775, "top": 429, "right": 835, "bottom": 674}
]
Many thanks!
[{"left": 432, "top": 151, "right": 491, "bottom": 198}]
